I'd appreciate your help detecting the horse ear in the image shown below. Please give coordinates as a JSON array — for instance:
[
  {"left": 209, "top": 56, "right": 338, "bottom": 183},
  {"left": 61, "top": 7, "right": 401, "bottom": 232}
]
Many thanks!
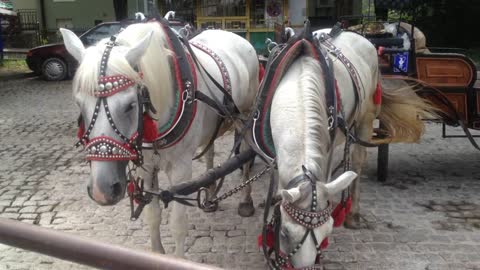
[
  {"left": 60, "top": 28, "right": 85, "bottom": 63},
  {"left": 325, "top": 171, "right": 357, "bottom": 196},
  {"left": 281, "top": 182, "right": 310, "bottom": 203},
  {"left": 125, "top": 31, "right": 153, "bottom": 68}
]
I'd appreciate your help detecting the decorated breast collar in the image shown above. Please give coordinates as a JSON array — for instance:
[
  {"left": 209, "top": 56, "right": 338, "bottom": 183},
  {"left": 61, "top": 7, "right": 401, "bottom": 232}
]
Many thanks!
[{"left": 147, "top": 20, "right": 198, "bottom": 149}]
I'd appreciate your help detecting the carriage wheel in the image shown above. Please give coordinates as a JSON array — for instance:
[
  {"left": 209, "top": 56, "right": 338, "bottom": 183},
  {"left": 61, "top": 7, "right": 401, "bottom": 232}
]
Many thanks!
[{"left": 377, "top": 144, "right": 389, "bottom": 182}]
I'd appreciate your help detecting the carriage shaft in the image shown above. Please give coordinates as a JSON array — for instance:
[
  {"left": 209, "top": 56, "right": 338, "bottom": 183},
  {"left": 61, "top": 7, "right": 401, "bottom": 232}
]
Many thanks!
[
  {"left": 0, "top": 217, "right": 220, "bottom": 270},
  {"left": 166, "top": 149, "right": 256, "bottom": 197}
]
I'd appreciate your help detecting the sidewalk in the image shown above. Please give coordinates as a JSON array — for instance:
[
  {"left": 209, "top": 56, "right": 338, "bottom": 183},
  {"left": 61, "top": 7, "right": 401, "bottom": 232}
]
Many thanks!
[{"left": 0, "top": 68, "right": 35, "bottom": 81}]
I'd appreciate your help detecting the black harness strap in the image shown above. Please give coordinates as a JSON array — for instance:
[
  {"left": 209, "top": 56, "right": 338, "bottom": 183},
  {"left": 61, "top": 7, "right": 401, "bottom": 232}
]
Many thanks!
[{"left": 181, "top": 36, "right": 239, "bottom": 118}]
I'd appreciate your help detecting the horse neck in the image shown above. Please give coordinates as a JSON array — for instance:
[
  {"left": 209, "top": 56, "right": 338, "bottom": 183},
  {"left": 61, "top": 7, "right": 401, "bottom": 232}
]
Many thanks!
[{"left": 270, "top": 56, "right": 331, "bottom": 189}]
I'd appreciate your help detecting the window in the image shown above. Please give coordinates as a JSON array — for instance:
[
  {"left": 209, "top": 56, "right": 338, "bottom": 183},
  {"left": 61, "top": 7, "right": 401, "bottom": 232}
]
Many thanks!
[
  {"left": 250, "top": 0, "right": 266, "bottom": 28},
  {"left": 199, "top": 0, "right": 246, "bottom": 17},
  {"left": 80, "top": 24, "right": 122, "bottom": 46}
]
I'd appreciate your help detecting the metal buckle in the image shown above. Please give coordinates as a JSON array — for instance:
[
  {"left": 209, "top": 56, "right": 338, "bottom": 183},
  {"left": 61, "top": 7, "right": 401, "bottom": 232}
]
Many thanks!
[{"left": 196, "top": 187, "right": 218, "bottom": 210}]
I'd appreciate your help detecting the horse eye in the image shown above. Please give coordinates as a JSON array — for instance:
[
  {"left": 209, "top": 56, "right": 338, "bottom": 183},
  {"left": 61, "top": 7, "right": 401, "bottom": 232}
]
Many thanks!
[{"left": 124, "top": 102, "right": 136, "bottom": 113}]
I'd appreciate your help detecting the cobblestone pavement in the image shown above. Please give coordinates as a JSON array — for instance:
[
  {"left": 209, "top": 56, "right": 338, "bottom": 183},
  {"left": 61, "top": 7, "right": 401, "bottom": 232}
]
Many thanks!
[{"left": 1, "top": 77, "right": 480, "bottom": 270}]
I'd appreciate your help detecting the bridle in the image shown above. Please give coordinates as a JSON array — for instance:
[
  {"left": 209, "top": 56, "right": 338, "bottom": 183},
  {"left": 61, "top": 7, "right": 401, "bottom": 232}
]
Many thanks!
[
  {"left": 76, "top": 35, "right": 150, "bottom": 166},
  {"left": 263, "top": 166, "right": 332, "bottom": 270}
]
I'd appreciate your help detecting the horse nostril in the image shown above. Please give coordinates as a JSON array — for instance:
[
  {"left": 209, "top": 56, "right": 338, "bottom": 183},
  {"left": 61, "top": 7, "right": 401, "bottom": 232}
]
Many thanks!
[{"left": 112, "top": 182, "right": 123, "bottom": 198}]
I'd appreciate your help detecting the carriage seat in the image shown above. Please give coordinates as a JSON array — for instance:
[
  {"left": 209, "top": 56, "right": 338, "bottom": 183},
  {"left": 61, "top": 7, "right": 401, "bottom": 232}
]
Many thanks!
[{"left": 415, "top": 52, "right": 477, "bottom": 89}]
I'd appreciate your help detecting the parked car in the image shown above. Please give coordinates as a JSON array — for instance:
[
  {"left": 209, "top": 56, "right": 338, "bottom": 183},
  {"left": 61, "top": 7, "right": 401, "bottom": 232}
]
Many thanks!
[
  {"left": 26, "top": 21, "right": 136, "bottom": 81},
  {"left": 27, "top": 19, "right": 191, "bottom": 81}
]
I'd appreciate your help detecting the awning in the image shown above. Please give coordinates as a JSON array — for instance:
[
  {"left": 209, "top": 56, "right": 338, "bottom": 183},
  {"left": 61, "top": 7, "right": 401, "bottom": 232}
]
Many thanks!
[{"left": 0, "top": 7, "right": 16, "bottom": 16}]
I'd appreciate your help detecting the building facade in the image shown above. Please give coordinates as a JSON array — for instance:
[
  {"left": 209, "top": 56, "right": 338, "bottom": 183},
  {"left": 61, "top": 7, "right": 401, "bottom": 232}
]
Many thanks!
[
  {"left": 7, "top": 0, "right": 363, "bottom": 51},
  {"left": 159, "top": 0, "right": 362, "bottom": 53}
]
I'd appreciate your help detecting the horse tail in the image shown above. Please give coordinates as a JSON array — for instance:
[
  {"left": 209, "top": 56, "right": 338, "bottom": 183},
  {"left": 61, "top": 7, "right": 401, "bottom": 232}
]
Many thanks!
[{"left": 377, "top": 79, "right": 438, "bottom": 143}]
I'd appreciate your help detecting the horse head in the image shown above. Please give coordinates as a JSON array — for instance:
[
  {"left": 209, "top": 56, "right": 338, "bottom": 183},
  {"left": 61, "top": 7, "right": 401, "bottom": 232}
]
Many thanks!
[
  {"left": 275, "top": 170, "right": 356, "bottom": 268},
  {"left": 61, "top": 27, "right": 154, "bottom": 205}
]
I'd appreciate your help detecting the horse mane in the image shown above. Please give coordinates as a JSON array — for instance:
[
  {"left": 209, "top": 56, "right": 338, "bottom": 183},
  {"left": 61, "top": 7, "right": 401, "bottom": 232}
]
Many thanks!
[
  {"left": 298, "top": 56, "right": 330, "bottom": 180},
  {"left": 73, "top": 22, "right": 174, "bottom": 120}
]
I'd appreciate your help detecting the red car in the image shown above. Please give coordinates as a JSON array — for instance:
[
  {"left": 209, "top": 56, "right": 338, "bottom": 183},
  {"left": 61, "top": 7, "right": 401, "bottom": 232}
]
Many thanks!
[
  {"left": 26, "top": 19, "right": 192, "bottom": 81},
  {"left": 26, "top": 21, "right": 137, "bottom": 81},
  {"left": 27, "top": 19, "right": 191, "bottom": 81}
]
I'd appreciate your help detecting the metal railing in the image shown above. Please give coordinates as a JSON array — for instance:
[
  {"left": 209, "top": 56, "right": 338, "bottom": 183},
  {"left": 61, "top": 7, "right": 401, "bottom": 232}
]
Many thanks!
[{"left": 0, "top": 217, "right": 221, "bottom": 270}]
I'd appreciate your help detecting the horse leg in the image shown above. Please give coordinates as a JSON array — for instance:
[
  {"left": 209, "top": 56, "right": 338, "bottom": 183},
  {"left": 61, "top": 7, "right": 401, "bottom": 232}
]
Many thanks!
[
  {"left": 139, "top": 150, "right": 165, "bottom": 253},
  {"left": 203, "top": 144, "right": 219, "bottom": 212},
  {"left": 167, "top": 161, "right": 190, "bottom": 257},
  {"left": 237, "top": 141, "right": 255, "bottom": 217},
  {"left": 345, "top": 111, "right": 375, "bottom": 229}
]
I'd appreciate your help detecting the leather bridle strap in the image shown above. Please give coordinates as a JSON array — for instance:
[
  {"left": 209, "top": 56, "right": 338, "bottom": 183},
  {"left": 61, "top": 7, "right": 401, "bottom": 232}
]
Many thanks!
[
  {"left": 266, "top": 166, "right": 327, "bottom": 269},
  {"left": 262, "top": 172, "right": 279, "bottom": 269}
]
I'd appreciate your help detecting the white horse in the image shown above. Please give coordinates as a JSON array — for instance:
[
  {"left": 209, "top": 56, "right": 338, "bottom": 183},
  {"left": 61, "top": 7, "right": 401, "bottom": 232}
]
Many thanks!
[
  {"left": 263, "top": 29, "right": 434, "bottom": 268},
  {"left": 60, "top": 20, "right": 259, "bottom": 256}
]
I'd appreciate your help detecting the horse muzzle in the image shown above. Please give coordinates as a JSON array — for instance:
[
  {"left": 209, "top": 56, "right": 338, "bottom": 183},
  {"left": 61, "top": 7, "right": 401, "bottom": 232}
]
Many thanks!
[{"left": 87, "top": 160, "right": 128, "bottom": 205}]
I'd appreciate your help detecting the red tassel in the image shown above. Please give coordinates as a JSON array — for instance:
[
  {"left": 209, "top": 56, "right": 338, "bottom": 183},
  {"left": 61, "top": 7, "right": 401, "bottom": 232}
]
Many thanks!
[
  {"left": 333, "top": 208, "right": 346, "bottom": 227},
  {"left": 345, "top": 196, "right": 352, "bottom": 215},
  {"left": 373, "top": 82, "right": 382, "bottom": 105},
  {"left": 320, "top": 237, "right": 329, "bottom": 250},
  {"left": 257, "top": 225, "right": 275, "bottom": 248},
  {"left": 332, "top": 203, "right": 346, "bottom": 227},
  {"left": 258, "top": 63, "right": 266, "bottom": 83},
  {"left": 331, "top": 202, "right": 343, "bottom": 220},
  {"left": 127, "top": 181, "right": 135, "bottom": 196},
  {"left": 142, "top": 114, "right": 158, "bottom": 142},
  {"left": 127, "top": 181, "right": 140, "bottom": 204},
  {"left": 77, "top": 122, "right": 85, "bottom": 139}
]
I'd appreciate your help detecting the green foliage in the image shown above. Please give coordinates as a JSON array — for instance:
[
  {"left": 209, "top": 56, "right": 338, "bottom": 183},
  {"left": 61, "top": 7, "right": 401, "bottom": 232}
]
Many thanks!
[{"left": 0, "top": 59, "right": 29, "bottom": 72}]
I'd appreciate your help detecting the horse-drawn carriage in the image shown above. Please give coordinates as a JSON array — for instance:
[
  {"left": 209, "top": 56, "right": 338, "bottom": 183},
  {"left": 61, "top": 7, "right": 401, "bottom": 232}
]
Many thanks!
[
  {"left": 40, "top": 2, "right": 472, "bottom": 268},
  {"left": 340, "top": 0, "right": 479, "bottom": 181}
]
